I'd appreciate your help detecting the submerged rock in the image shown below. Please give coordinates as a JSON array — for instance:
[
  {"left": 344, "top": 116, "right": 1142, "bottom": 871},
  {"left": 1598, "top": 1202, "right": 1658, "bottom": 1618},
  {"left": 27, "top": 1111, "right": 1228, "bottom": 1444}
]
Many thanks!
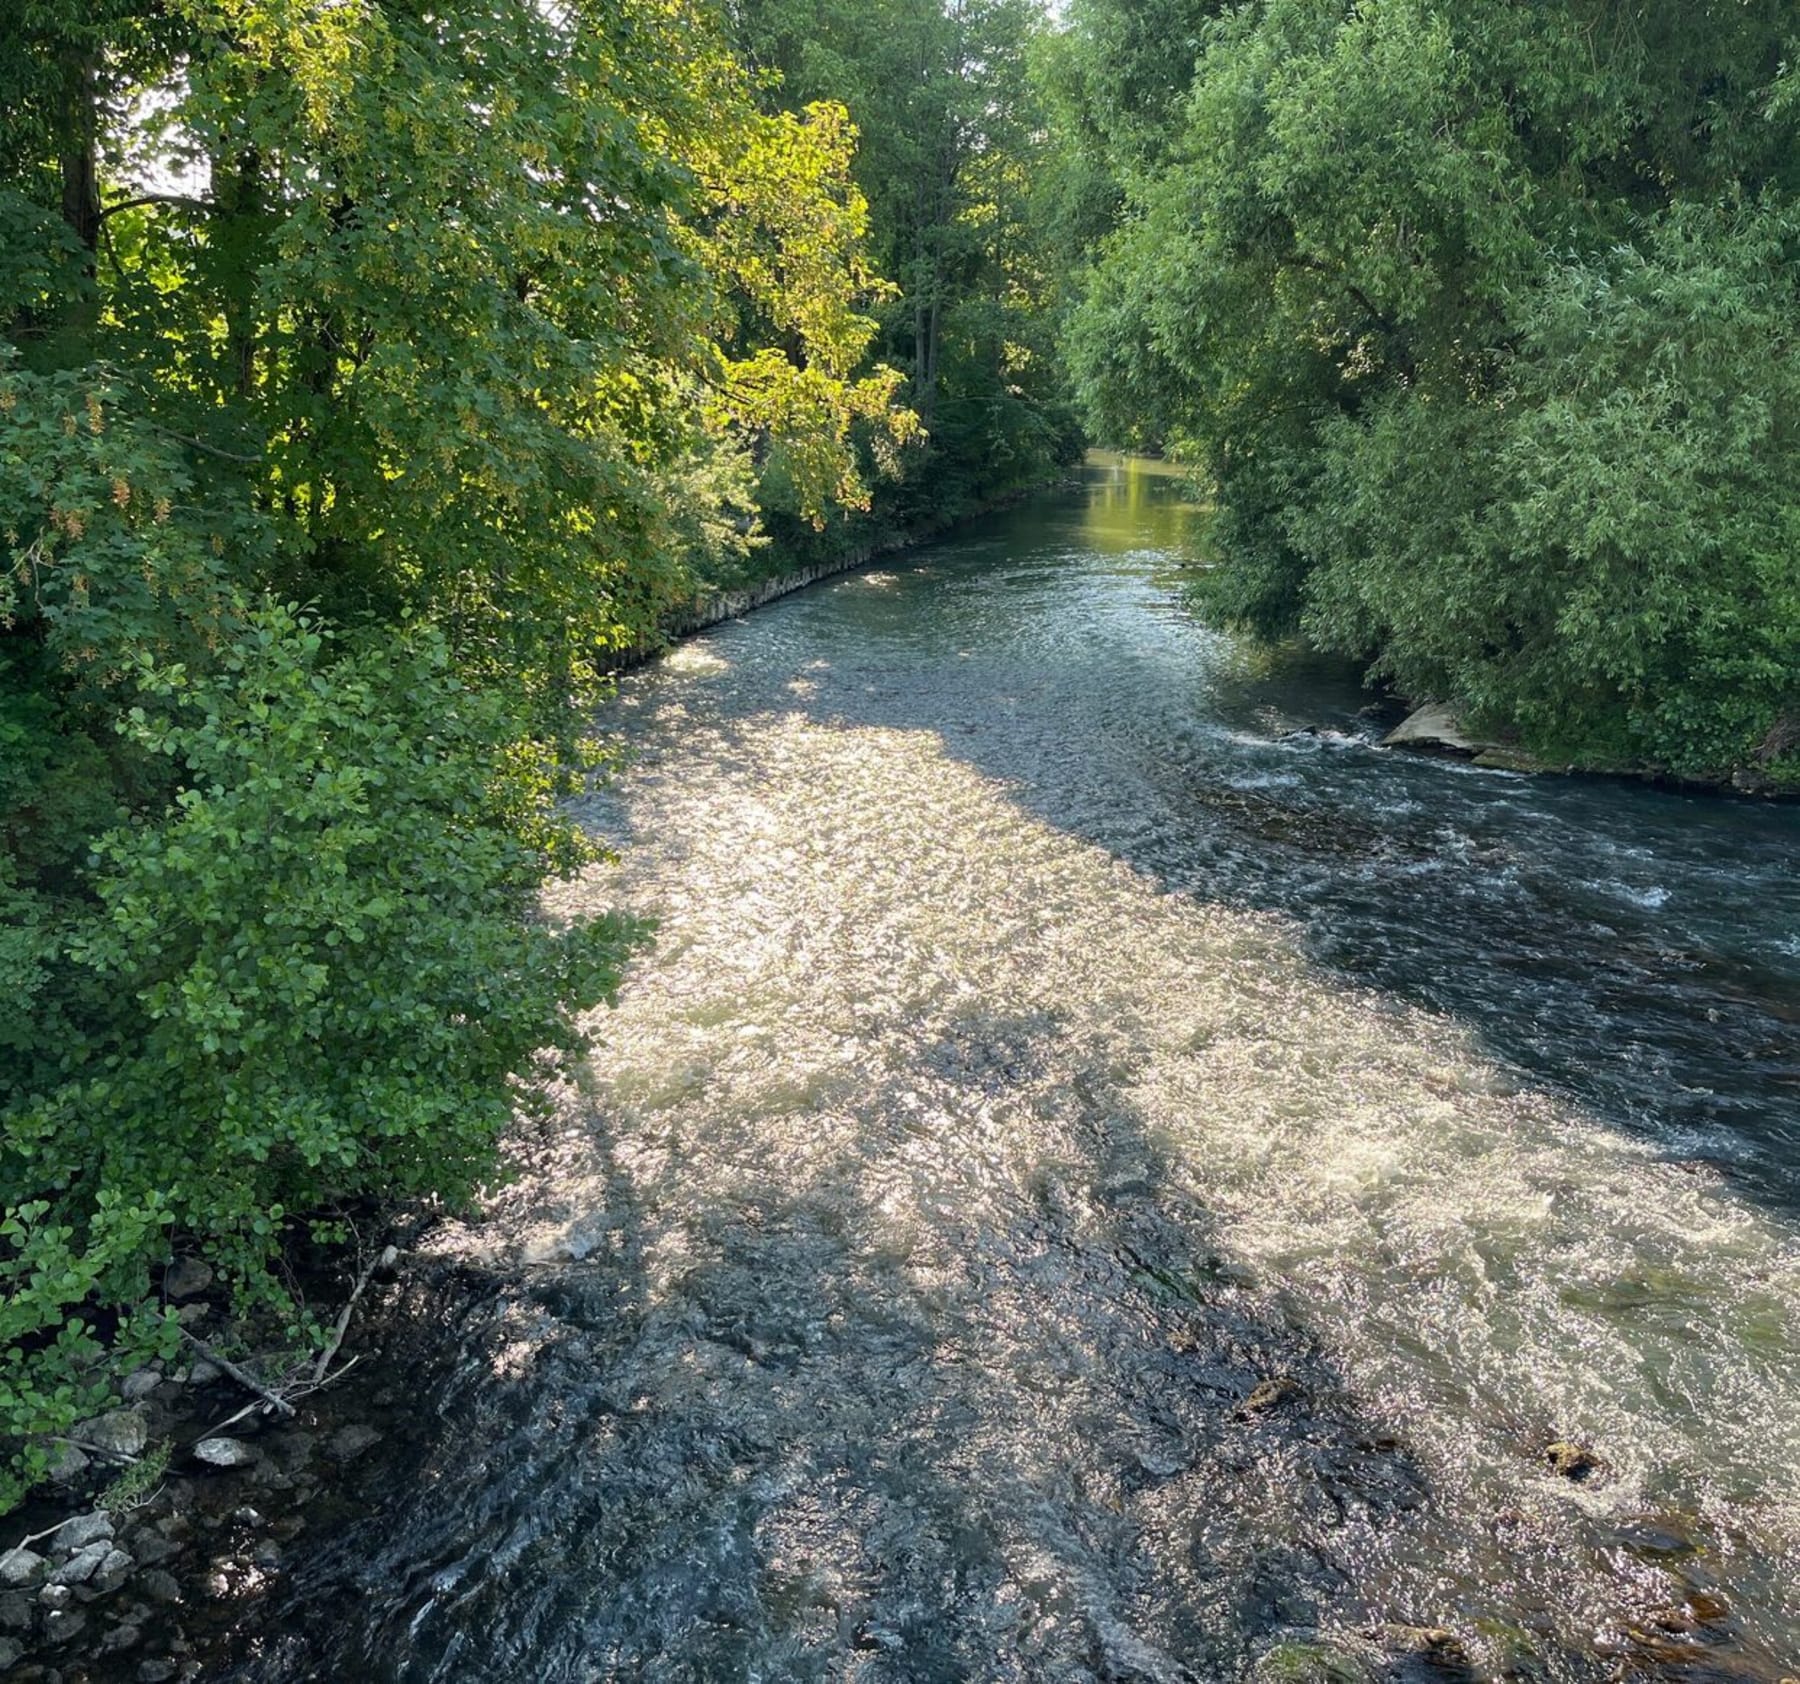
[
  {"left": 326, "top": 1425, "right": 382, "bottom": 1463},
  {"left": 1254, "top": 1637, "right": 1368, "bottom": 1681},
  {"left": 1544, "top": 1440, "right": 1603, "bottom": 1482},
  {"left": 1241, "top": 1377, "right": 1306, "bottom": 1417},
  {"left": 1612, "top": 1515, "right": 1705, "bottom": 1560}
]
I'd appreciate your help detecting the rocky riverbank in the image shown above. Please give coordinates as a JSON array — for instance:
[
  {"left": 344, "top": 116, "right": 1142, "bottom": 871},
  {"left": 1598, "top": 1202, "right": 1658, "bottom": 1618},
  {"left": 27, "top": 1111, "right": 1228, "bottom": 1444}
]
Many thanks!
[
  {"left": 0, "top": 1258, "right": 400, "bottom": 1683},
  {"left": 1380, "top": 700, "right": 1796, "bottom": 794}
]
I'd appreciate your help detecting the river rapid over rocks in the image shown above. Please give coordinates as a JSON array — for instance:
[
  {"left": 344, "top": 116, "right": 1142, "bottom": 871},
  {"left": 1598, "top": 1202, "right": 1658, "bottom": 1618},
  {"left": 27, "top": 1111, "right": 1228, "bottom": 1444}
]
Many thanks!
[{"left": 208, "top": 461, "right": 1799, "bottom": 1683}]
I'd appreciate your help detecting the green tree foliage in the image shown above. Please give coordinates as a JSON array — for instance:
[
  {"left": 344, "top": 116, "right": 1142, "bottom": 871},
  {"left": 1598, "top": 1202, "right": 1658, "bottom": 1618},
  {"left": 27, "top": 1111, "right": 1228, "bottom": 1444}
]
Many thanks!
[
  {"left": 1, "top": 0, "right": 913, "bottom": 1506},
  {"left": 728, "top": 0, "right": 1082, "bottom": 537},
  {"left": 1057, "top": 0, "right": 1800, "bottom": 787}
]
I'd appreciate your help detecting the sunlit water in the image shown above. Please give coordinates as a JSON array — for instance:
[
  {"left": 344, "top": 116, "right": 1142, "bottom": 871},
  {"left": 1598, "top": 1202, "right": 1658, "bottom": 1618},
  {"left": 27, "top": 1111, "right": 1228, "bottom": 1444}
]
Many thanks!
[{"left": 227, "top": 462, "right": 1800, "bottom": 1683}]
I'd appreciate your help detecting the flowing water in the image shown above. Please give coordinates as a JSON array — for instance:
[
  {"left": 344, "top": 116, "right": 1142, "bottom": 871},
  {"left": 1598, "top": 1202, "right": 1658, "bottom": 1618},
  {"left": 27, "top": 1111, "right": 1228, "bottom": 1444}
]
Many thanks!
[{"left": 223, "top": 461, "right": 1800, "bottom": 1683}]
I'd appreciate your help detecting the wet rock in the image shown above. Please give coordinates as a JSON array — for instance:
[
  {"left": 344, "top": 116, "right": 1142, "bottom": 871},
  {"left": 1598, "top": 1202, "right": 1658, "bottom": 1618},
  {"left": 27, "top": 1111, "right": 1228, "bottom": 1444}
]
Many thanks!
[
  {"left": 47, "top": 1445, "right": 91, "bottom": 1484},
  {"left": 139, "top": 1663, "right": 178, "bottom": 1683},
  {"left": 39, "top": 1584, "right": 73, "bottom": 1611},
  {"left": 0, "top": 1547, "right": 47, "bottom": 1589},
  {"left": 1544, "top": 1440, "right": 1603, "bottom": 1482},
  {"left": 50, "top": 1543, "right": 112, "bottom": 1586},
  {"left": 127, "top": 1533, "right": 181, "bottom": 1568},
  {"left": 163, "top": 1259, "right": 213, "bottom": 1301},
  {"left": 1242, "top": 1377, "right": 1306, "bottom": 1417},
  {"left": 100, "top": 1621, "right": 144, "bottom": 1654},
  {"left": 192, "top": 1438, "right": 256, "bottom": 1469},
  {"left": 251, "top": 1540, "right": 281, "bottom": 1571},
  {"left": 1, "top": 1590, "right": 32, "bottom": 1630},
  {"left": 0, "top": 1636, "right": 22, "bottom": 1671},
  {"left": 1382, "top": 703, "right": 1487, "bottom": 757},
  {"left": 49, "top": 1513, "right": 113, "bottom": 1555},
  {"left": 327, "top": 1425, "right": 383, "bottom": 1463},
  {"left": 78, "top": 1409, "right": 148, "bottom": 1460},
  {"left": 139, "top": 1571, "right": 181, "bottom": 1605},
  {"left": 1380, "top": 1624, "right": 1467, "bottom": 1658},
  {"left": 231, "top": 1507, "right": 263, "bottom": 1528},
  {"left": 852, "top": 1622, "right": 904, "bottom": 1652},
  {"left": 1374, "top": 1625, "right": 1477, "bottom": 1678},
  {"left": 42, "top": 1606, "right": 88, "bottom": 1647},
  {"left": 121, "top": 1368, "right": 163, "bottom": 1402}
]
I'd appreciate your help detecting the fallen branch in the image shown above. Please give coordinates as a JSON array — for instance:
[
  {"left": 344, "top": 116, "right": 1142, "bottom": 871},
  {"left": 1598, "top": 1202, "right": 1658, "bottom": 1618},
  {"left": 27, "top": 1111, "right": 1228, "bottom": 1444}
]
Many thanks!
[
  {"left": 203, "top": 1354, "right": 362, "bottom": 1439},
  {"left": 310, "top": 1246, "right": 393, "bottom": 1385},
  {"left": 52, "top": 1435, "right": 142, "bottom": 1465},
  {"left": 180, "top": 1329, "right": 296, "bottom": 1418},
  {"left": 2, "top": 1521, "right": 68, "bottom": 1570}
]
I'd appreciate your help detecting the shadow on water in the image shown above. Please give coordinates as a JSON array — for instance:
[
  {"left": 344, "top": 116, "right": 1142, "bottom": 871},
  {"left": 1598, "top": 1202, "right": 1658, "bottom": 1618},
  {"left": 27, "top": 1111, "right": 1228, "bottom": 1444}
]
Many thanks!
[
  {"left": 218, "top": 1014, "right": 1605, "bottom": 1684},
  {"left": 197, "top": 463, "right": 1799, "bottom": 1684},
  {"left": 661, "top": 465, "right": 1800, "bottom": 1223}
]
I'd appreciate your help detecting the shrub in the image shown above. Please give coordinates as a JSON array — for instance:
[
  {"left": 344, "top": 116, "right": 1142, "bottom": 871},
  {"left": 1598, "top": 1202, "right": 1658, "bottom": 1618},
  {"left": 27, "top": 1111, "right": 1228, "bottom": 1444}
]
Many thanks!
[{"left": 0, "top": 604, "right": 640, "bottom": 1507}]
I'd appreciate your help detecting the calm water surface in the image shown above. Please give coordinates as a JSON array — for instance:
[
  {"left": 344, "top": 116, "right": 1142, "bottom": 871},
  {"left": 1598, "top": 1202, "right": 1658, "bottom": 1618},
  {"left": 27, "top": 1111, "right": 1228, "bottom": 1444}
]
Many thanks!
[{"left": 224, "top": 462, "right": 1800, "bottom": 1683}]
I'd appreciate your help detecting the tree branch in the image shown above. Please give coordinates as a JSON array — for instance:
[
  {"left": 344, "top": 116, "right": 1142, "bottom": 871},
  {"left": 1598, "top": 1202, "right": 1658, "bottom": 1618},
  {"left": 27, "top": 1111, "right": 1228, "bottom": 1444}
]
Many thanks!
[{"left": 98, "top": 193, "right": 218, "bottom": 223}]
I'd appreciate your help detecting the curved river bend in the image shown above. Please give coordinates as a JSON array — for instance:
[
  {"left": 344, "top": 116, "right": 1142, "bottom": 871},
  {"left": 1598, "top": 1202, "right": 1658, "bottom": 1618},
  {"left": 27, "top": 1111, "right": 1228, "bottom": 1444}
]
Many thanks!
[{"left": 225, "top": 464, "right": 1799, "bottom": 1682}]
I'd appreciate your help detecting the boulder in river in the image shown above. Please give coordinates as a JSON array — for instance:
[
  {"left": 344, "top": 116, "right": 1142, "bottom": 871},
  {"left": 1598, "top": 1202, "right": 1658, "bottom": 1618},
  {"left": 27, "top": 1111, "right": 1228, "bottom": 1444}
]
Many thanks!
[{"left": 1381, "top": 702, "right": 1485, "bottom": 756}]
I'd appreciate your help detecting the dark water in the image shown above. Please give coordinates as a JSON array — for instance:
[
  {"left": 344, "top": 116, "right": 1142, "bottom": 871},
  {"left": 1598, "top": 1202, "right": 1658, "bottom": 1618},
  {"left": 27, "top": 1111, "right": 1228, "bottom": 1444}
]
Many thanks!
[{"left": 216, "top": 461, "right": 1800, "bottom": 1683}]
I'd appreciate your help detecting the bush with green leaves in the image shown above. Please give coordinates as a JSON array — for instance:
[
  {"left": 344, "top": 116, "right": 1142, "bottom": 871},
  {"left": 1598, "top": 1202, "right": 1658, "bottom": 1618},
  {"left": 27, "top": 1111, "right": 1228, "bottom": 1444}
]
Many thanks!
[{"left": 0, "top": 605, "right": 639, "bottom": 1507}]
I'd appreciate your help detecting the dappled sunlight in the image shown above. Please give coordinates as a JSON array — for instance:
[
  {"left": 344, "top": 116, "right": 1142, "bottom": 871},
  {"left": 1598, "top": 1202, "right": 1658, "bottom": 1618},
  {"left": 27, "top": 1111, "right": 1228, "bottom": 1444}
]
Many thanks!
[
  {"left": 246, "top": 483, "right": 1800, "bottom": 1684},
  {"left": 531, "top": 677, "right": 1800, "bottom": 1677}
]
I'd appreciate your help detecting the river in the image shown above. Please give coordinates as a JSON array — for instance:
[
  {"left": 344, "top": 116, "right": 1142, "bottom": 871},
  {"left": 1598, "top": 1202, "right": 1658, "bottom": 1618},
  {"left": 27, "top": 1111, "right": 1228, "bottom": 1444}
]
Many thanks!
[{"left": 219, "top": 460, "right": 1800, "bottom": 1682}]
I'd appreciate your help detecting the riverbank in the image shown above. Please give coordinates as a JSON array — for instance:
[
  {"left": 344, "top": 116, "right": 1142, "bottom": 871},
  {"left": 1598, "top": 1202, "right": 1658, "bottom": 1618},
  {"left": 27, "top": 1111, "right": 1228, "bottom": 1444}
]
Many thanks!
[
  {"left": 0, "top": 1245, "right": 407, "bottom": 1683},
  {"left": 1378, "top": 699, "right": 1799, "bottom": 797},
  {"left": 612, "top": 484, "right": 1049, "bottom": 672}
]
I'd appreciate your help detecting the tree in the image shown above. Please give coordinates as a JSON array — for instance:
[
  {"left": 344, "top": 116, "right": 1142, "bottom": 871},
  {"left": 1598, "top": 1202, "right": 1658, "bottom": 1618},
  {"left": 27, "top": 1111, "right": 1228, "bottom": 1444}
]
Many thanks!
[
  {"left": 0, "top": 0, "right": 915, "bottom": 1505},
  {"left": 1058, "top": 0, "right": 1800, "bottom": 787}
]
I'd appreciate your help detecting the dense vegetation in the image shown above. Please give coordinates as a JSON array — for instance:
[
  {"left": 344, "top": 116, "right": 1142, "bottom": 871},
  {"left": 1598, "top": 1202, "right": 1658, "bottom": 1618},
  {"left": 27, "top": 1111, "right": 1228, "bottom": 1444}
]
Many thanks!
[
  {"left": 6, "top": 0, "right": 1797, "bottom": 1516},
  {"left": 0, "top": 0, "right": 1073, "bottom": 1508},
  {"left": 1052, "top": 0, "right": 1800, "bottom": 788},
  {"left": 726, "top": 0, "right": 1084, "bottom": 556}
]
